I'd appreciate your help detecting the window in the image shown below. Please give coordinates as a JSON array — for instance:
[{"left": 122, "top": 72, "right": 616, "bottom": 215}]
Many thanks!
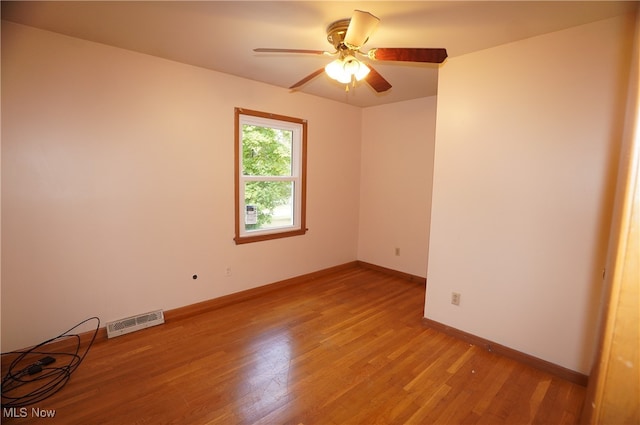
[{"left": 234, "top": 108, "right": 307, "bottom": 244}]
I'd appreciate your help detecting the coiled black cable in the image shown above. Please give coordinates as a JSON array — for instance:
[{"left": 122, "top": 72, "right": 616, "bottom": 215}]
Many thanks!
[{"left": 1, "top": 317, "right": 100, "bottom": 408}]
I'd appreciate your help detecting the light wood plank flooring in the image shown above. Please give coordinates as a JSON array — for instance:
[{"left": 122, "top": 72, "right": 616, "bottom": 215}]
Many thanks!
[{"left": 1, "top": 266, "right": 585, "bottom": 424}]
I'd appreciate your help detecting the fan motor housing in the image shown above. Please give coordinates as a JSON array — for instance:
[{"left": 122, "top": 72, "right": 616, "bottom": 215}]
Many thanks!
[{"left": 326, "top": 19, "right": 350, "bottom": 50}]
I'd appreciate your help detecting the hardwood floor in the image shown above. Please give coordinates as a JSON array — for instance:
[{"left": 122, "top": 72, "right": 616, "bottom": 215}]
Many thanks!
[{"left": 1, "top": 266, "right": 585, "bottom": 424}]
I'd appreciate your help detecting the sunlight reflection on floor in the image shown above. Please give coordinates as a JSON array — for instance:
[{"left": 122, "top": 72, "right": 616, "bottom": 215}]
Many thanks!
[{"left": 238, "top": 330, "right": 295, "bottom": 421}]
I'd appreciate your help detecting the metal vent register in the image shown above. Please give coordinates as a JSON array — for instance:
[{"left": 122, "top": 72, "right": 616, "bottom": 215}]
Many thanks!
[{"left": 106, "top": 310, "right": 164, "bottom": 338}]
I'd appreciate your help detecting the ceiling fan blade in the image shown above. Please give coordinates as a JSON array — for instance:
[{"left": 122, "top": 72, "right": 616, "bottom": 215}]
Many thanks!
[
  {"left": 289, "top": 68, "right": 325, "bottom": 90},
  {"left": 344, "top": 10, "right": 380, "bottom": 49},
  {"left": 368, "top": 48, "right": 448, "bottom": 63},
  {"left": 365, "top": 65, "right": 392, "bottom": 93},
  {"left": 254, "top": 48, "right": 328, "bottom": 55}
]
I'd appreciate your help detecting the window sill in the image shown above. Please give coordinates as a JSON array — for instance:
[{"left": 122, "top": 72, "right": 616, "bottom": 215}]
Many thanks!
[{"left": 234, "top": 228, "right": 308, "bottom": 245}]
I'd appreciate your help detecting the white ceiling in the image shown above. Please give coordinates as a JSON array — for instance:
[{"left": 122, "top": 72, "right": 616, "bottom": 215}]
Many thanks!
[{"left": 1, "top": 1, "right": 637, "bottom": 107}]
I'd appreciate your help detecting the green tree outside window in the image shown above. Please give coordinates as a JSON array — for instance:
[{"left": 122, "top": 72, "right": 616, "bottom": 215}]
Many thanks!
[{"left": 242, "top": 125, "right": 293, "bottom": 229}]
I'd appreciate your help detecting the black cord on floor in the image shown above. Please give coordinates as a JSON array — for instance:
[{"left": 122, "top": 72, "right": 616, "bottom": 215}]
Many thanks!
[{"left": 1, "top": 316, "right": 100, "bottom": 408}]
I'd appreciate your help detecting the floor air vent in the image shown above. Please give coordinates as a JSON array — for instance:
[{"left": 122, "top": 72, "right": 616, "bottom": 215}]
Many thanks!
[{"left": 106, "top": 310, "right": 165, "bottom": 338}]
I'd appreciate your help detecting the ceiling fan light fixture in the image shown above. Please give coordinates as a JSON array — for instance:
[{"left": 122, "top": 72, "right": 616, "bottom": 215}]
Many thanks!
[
  {"left": 325, "top": 56, "right": 370, "bottom": 84},
  {"left": 351, "top": 59, "right": 371, "bottom": 81},
  {"left": 325, "top": 58, "right": 350, "bottom": 83}
]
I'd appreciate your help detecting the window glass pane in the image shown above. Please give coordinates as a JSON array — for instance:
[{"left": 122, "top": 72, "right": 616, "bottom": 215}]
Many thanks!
[
  {"left": 242, "top": 125, "right": 292, "bottom": 177},
  {"left": 244, "top": 181, "right": 294, "bottom": 231}
]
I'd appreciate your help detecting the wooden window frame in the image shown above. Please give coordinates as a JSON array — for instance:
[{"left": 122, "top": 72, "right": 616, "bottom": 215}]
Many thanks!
[{"left": 234, "top": 107, "right": 308, "bottom": 244}]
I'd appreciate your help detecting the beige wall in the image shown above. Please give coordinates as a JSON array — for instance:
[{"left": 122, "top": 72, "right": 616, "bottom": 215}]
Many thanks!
[
  {"left": 1, "top": 22, "right": 363, "bottom": 351},
  {"left": 426, "top": 15, "right": 635, "bottom": 374},
  {"left": 358, "top": 97, "right": 437, "bottom": 277}
]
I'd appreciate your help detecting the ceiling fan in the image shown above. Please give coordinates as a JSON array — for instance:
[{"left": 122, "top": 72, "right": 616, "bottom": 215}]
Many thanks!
[{"left": 254, "top": 10, "right": 448, "bottom": 93}]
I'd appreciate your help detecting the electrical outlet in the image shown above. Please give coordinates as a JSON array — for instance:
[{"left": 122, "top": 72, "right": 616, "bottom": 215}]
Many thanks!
[
  {"left": 451, "top": 292, "right": 461, "bottom": 306},
  {"left": 225, "top": 267, "right": 232, "bottom": 277},
  {"left": 395, "top": 247, "right": 400, "bottom": 256}
]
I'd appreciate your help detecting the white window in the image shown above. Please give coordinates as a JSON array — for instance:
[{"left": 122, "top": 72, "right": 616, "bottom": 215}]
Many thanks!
[{"left": 234, "top": 108, "right": 307, "bottom": 244}]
